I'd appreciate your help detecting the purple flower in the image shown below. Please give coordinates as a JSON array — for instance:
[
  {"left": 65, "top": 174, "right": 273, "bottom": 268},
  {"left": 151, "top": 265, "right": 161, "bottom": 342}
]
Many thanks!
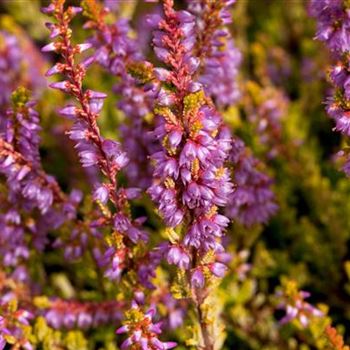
[
  {"left": 93, "top": 184, "right": 109, "bottom": 204},
  {"left": 209, "top": 262, "right": 228, "bottom": 277},
  {"left": 167, "top": 245, "right": 190, "bottom": 269},
  {"left": 191, "top": 269, "right": 205, "bottom": 288},
  {"left": 309, "top": 0, "right": 350, "bottom": 53},
  {"left": 144, "top": 3, "right": 235, "bottom": 300}
]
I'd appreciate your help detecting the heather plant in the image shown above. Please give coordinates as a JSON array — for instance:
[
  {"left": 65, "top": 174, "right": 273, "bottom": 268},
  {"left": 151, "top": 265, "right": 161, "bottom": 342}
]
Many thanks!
[{"left": 1, "top": 0, "right": 350, "bottom": 350}]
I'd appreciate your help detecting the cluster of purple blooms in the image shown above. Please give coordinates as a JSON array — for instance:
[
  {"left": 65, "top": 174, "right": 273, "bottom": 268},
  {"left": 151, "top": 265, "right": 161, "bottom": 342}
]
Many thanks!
[
  {"left": 42, "top": 0, "right": 278, "bottom": 348},
  {"left": 276, "top": 287, "right": 324, "bottom": 328},
  {"left": 0, "top": 0, "right": 284, "bottom": 349},
  {"left": 0, "top": 98, "right": 55, "bottom": 212},
  {"left": 145, "top": 1, "right": 234, "bottom": 285},
  {"left": 116, "top": 292, "right": 177, "bottom": 350},
  {"left": 0, "top": 90, "right": 84, "bottom": 350},
  {"left": 0, "top": 90, "right": 82, "bottom": 273},
  {"left": 0, "top": 308, "right": 33, "bottom": 350},
  {"left": 226, "top": 136, "right": 278, "bottom": 227},
  {"left": 310, "top": 0, "right": 350, "bottom": 175},
  {"left": 0, "top": 30, "right": 45, "bottom": 145}
]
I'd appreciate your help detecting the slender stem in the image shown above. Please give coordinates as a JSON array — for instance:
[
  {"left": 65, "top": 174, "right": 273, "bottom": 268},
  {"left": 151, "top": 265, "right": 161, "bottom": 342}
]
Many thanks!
[
  {"left": 192, "top": 248, "right": 213, "bottom": 350},
  {"left": 195, "top": 289, "right": 214, "bottom": 350}
]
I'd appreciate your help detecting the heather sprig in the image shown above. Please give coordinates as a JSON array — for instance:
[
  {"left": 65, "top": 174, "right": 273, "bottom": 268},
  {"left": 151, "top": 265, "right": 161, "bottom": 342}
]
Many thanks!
[
  {"left": 42, "top": 0, "right": 151, "bottom": 285},
  {"left": 148, "top": 0, "right": 233, "bottom": 250},
  {"left": 42, "top": 0, "right": 128, "bottom": 208},
  {"left": 145, "top": 1, "right": 234, "bottom": 348},
  {"left": 226, "top": 136, "right": 278, "bottom": 227},
  {"left": 0, "top": 88, "right": 82, "bottom": 292},
  {"left": 276, "top": 280, "right": 324, "bottom": 328},
  {"left": 116, "top": 293, "right": 177, "bottom": 350},
  {"left": 310, "top": 0, "right": 350, "bottom": 175},
  {"left": 0, "top": 301, "right": 33, "bottom": 350}
]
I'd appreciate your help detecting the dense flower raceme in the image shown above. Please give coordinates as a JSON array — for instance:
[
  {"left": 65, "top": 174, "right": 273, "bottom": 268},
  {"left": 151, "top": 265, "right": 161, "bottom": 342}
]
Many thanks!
[
  {"left": 188, "top": 0, "right": 241, "bottom": 108},
  {"left": 226, "top": 136, "right": 277, "bottom": 227},
  {"left": 142, "top": 1, "right": 236, "bottom": 347},
  {"left": 0, "top": 90, "right": 78, "bottom": 213},
  {"left": 42, "top": 288, "right": 185, "bottom": 333},
  {"left": 42, "top": 0, "right": 153, "bottom": 286},
  {"left": 138, "top": 9, "right": 274, "bottom": 346},
  {"left": 42, "top": 1, "right": 127, "bottom": 206},
  {"left": 309, "top": 0, "right": 349, "bottom": 53},
  {"left": 310, "top": 0, "right": 350, "bottom": 175},
  {"left": 83, "top": 0, "right": 156, "bottom": 189},
  {"left": 146, "top": 0, "right": 233, "bottom": 261}
]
